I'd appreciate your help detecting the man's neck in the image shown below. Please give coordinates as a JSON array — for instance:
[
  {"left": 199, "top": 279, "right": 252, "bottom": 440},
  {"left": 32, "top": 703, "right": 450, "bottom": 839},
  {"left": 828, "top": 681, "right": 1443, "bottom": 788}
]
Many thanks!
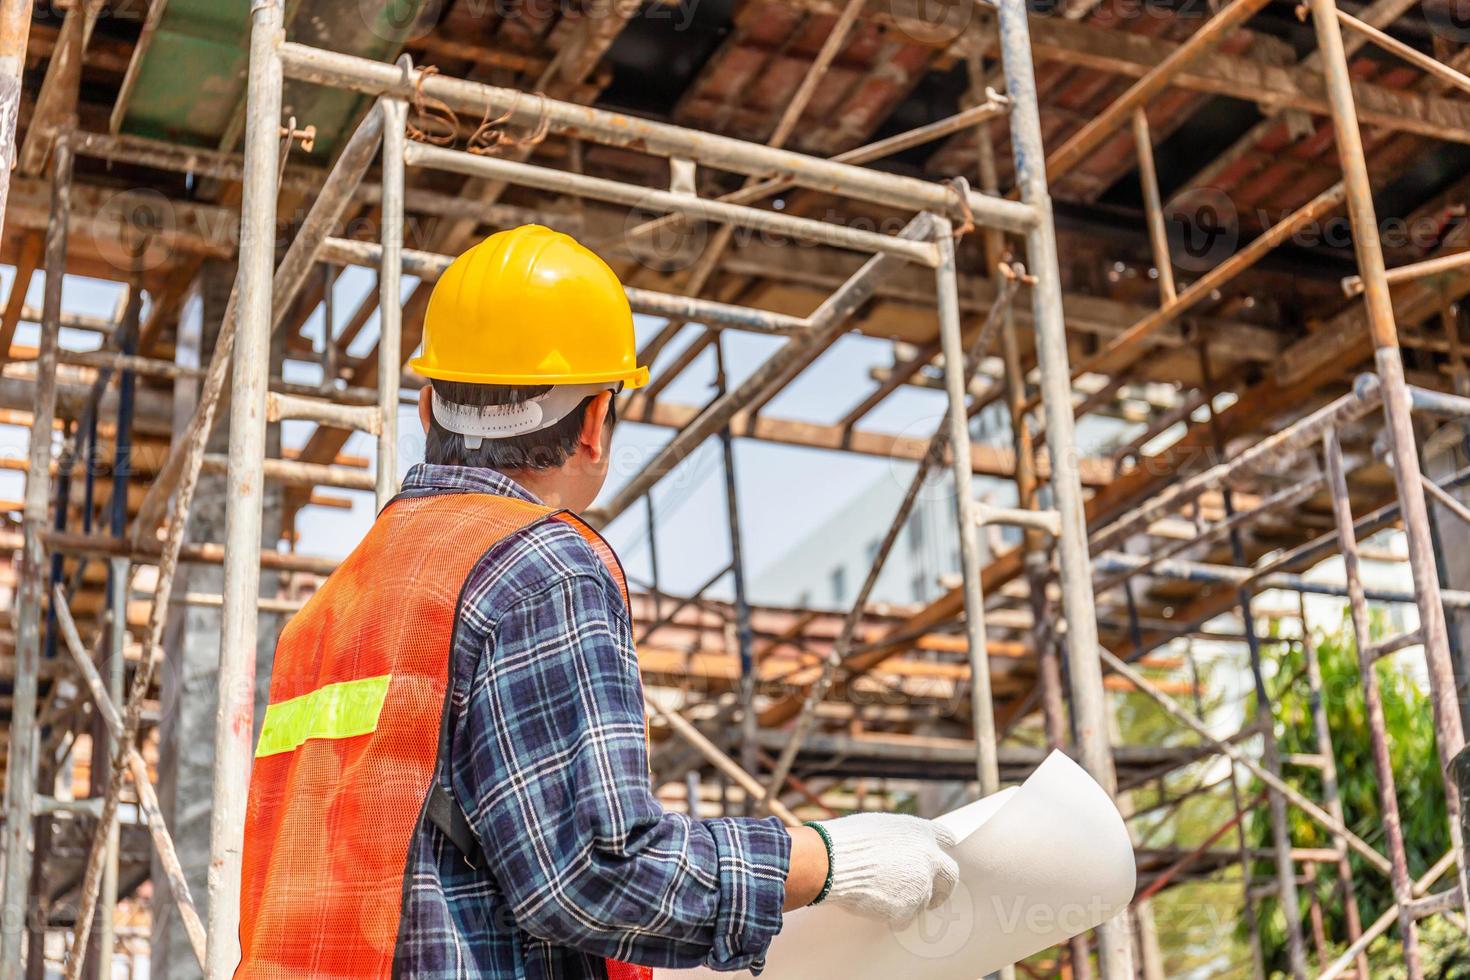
[{"left": 498, "top": 467, "right": 576, "bottom": 509}]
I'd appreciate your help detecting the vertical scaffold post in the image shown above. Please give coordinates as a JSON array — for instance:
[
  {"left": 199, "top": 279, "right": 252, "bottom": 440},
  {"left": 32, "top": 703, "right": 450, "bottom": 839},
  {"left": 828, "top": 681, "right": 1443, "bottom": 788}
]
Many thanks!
[
  {"left": 932, "top": 216, "right": 999, "bottom": 798},
  {"left": 0, "top": 0, "right": 32, "bottom": 244},
  {"left": 1306, "top": 0, "right": 1470, "bottom": 921},
  {"left": 0, "top": 123, "right": 72, "bottom": 980},
  {"left": 714, "top": 334, "right": 758, "bottom": 802},
  {"left": 1297, "top": 592, "right": 1370, "bottom": 979},
  {"left": 991, "top": 1, "right": 1133, "bottom": 975},
  {"left": 1323, "top": 428, "right": 1424, "bottom": 978},
  {"left": 378, "top": 91, "right": 408, "bottom": 509},
  {"left": 208, "top": 1, "right": 284, "bottom": 975}
]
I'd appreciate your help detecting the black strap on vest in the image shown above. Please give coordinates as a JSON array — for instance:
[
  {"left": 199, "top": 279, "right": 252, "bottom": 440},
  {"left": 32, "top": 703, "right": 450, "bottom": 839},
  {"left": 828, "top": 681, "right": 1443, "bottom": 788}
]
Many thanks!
[{"left": 426, "top": 783, "right": 483, "bottom": 870}]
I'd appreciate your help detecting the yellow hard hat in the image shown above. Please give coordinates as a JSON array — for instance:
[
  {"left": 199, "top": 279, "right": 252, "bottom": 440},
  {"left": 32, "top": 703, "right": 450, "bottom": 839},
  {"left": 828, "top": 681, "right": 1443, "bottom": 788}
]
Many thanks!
[{"left": 412, "top": 225, "right": 648, "bottom": 388}]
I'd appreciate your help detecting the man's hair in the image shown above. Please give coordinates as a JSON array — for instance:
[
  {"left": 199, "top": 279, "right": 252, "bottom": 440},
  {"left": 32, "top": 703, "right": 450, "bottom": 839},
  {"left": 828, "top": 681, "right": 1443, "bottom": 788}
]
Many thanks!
[{"left": 424, "top": 379, "right": 616, "bottom": 470}]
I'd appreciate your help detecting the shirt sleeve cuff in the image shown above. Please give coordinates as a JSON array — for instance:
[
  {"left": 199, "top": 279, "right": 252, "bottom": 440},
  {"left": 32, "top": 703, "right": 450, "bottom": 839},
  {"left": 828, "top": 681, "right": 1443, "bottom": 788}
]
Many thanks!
[{"left": 701, "top": 815, "right": 791, "bottom": 973}]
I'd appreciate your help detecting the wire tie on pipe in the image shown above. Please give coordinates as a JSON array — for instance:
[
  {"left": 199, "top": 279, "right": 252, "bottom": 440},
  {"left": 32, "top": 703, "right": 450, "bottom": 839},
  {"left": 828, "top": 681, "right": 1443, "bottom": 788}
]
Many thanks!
[
  {"left": 406, "top": 65, "right": 459, "bottom": 147},
  {"left": 467, "top": 90, "right": 551, "bottom": 156},
  {"left": 997, "top": 260, "right": 1036, "bottom": 285},
  {"left": 943, "top": 176, "right": 976, "bottom": 240}
]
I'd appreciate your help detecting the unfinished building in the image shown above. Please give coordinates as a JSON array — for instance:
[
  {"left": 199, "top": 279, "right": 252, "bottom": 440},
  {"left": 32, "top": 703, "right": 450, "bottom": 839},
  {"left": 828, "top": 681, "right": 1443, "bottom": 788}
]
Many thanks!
[{"left": 0, "top": 0, "right": 1468, "bottom": 976}]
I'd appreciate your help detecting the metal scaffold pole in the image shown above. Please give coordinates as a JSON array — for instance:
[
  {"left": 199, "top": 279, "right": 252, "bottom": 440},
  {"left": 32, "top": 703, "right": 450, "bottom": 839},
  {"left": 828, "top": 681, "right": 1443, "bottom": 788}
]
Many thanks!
[
  {"left": 1323, "top": 428, "right": 1423, "bottom": 978},
  {"left": 713, "top": 334, "right": 759, "bottom": 806},
  {"left": 207, "top": 1, "right": 284, "bottom": 974},
  {"left": 1306, "top": 0, "right": 1470, "bottom": 923},
  {"left": 1198, "top": 345, "right": 1308, "bottom": 980},
  {"left": 1296, "top": 594, "right": 1369, "bottom": 980},
  {"left": 932, "top": 216, "right": 1000, "bottom": 797},
  {"left": 992, "top": 0, "right": 1133, "bottom": 975},
  {"left": 0, "top": 122, "right": 71, "bottom": 980},
  {"left": 0, "top": 1, "right": 31, "bottom": 245},
  {"left": 377, "top": 91, "right": 407, "bottom": 509}
]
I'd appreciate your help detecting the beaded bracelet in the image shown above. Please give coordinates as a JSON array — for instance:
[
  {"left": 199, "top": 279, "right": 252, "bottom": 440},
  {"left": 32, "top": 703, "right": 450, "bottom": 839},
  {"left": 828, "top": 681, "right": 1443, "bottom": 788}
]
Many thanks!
[{"left": 803, "top": 821, "right": 835, "bottom": 906}]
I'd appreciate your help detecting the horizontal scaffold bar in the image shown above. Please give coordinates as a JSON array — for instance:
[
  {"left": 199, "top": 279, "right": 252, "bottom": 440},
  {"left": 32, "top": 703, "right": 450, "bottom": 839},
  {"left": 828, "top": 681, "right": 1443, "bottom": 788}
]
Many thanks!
[
  {"left": 403, "top": 142, "right": 942, "bottom": 266},
  {"left": 277, "top": 41, "right": 1039, "bottom": 233},
  {"left": 318, "top": 237, "right": 810, "bottom": 335}
]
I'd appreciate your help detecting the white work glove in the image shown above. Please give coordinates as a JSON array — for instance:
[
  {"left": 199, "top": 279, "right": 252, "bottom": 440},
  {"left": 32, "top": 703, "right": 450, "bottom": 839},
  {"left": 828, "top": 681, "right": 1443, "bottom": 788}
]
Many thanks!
[{"left": 811, "top": 813, "right": 960, "bottom": 922}]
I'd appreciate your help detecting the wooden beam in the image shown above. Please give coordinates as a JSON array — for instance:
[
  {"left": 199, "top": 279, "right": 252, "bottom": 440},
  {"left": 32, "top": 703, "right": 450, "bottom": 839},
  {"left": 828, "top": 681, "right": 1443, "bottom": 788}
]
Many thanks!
[
  {"left": 621, "top": 396, "right": 1116, "bottom": 486},
  {"left": 786, "top": 0, "right": 1470, "bottom": 144},
  {"left": 3, "top": 176, "right": 236, "bottom": 260},
  {"left": 0, "top": 233, "right": 43, "bottom": 364}
]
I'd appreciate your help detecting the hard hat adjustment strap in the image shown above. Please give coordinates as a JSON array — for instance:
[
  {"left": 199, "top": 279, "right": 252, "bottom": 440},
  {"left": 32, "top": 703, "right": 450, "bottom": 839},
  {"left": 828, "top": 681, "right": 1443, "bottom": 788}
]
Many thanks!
[{"left": 430, "top": 382, "right": 617, "bottom": 448}]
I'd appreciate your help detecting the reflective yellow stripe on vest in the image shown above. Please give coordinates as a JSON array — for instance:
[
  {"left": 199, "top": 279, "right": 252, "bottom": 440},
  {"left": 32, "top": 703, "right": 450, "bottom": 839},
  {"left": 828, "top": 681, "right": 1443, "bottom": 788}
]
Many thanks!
[{"left": 255, "top": 674, "right": 393, "bottom": 758}]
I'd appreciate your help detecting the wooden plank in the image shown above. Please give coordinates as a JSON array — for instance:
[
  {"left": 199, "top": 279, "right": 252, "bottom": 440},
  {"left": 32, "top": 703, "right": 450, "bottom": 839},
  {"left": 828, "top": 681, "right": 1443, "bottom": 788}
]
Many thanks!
[
  {"left": 785, "top": 0, "right": 1470, "bottom": 144},
  {"left": 621, "top": 397, "right": 1116, "bottom": 486},
  {"left": 0, "top": 233, "right": 43, "bottom": 365}
]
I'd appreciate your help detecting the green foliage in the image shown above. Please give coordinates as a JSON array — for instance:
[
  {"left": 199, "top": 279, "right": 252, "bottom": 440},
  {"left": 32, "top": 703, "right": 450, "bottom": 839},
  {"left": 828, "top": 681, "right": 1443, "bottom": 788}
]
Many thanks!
[
  {"left": 1243, "top": 612, "right": 1458, "bottom": 977},
  {"left": 1114, "top": 654, "right": 1258, "bottom": 977}
]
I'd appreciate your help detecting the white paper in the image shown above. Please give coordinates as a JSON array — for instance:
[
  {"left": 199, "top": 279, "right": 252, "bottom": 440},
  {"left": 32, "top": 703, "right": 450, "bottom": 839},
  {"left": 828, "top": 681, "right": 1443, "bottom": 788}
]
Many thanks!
[{"left": 663, "top": 750, "right": 1135, "bottom": 980}]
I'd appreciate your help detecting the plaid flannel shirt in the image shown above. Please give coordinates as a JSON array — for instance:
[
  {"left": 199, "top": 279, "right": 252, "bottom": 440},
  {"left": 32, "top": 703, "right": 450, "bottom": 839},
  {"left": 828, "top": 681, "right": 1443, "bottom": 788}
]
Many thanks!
[{"left": 391, "top": 463, "right": 791, "bottom": 979}]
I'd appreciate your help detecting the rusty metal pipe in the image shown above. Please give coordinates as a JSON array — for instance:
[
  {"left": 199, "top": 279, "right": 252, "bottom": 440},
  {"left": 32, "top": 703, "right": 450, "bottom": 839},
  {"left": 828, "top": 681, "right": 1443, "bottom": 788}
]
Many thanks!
[
  {"left": 1308, "top": 0, "right": 1470, "bottom": 925},
  {"left": 1323, "top": 428, "right": 1422, "bottom": 978},
  {"left": 278, "top": 42, "right": 1038, "bottom": 232}
]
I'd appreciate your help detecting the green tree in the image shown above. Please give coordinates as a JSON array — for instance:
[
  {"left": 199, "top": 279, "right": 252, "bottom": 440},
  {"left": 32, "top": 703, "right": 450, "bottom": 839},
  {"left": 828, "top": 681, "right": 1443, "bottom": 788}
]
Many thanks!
[{"left": 1243, "top": 613, "right": 1462, "bottom": 977}]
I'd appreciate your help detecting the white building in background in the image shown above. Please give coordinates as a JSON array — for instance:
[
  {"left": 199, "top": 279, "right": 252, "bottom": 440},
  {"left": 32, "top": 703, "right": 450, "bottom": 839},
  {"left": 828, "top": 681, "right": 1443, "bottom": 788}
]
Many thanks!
[
  {"left": 750, "top": 397, "right": 1138, "bottom": 612},
  {"left": 750, "top": 468, "right": 996, "bottom": 611}
]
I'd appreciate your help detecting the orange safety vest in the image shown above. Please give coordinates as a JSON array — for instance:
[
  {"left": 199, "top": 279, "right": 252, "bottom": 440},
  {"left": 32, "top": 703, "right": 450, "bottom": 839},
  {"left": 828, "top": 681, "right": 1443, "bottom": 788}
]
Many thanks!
[{"left": 237, "top": 490, "right": 653, "bottom": 980}]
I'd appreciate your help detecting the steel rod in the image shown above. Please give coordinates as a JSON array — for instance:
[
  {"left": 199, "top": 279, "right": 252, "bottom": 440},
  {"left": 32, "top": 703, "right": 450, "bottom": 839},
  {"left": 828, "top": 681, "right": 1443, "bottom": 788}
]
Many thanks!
[
  {"left": 403, "top": 141, "right": 942, "bottom": 267},
  {"left": 1323, "top": 428, "right": 1422, "bottom": 977},
  {"left": 934, "top": 219, "right": 1000, "bottom": 795},
  {"left": 377, "top": 95, "right": 407, "bottom": 507},
  {"left": 712, "top": 334, "right": 759, "bottom": 811},
  {"left": 316, "top": 236, "right": 810, "bottom": 335},
  {"left": 1406, "top": 384, "right": 1470, "bottom": 420},
  {"left": 208, "top": 3, "right": 283, "bottom": 973},
  {"left": 995, "top": 1, "right": 1132, "bottom": 971},
  {"left": 1341, "top": 247, "right": 1470, "bottom": 298},
  {"left": 277, "top": 41, "right": 1038, "bottom": 231},
  {"left": 1298, "top": 593, "right": 1370, "bottom": 979},
  {"left": 1308, "top": 0, "right": 1470, "bottom": 924},
  {"left": 1131, "top": 109, "right": 1176, "bottom": 305},
  {"left": 1093, "top": 474, "right": 1325, "bottom": 595},
  {"left": 0, "top": 0, "right": 32, "bottom": 244},
  {"left": 88, "top": 263, "right": 141, "bottom": 977},
  {"left": 267, "top": 391, "right": 381, "bottom": 433},
  {"left": 0, "top": 125, "right": 70, "bottom": 979},
  {"left": 1421, "top": 473, "right": 1470, "bottom": 528}
]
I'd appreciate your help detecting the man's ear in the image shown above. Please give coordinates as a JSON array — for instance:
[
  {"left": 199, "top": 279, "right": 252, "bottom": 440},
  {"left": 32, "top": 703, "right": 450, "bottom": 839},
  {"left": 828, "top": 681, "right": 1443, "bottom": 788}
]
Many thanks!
[
  {"left": 418, "top": 385, "right": 433, "bottom": 434},
  {"left": 579, "top": 390, "right": 613, "bottom": 464}
]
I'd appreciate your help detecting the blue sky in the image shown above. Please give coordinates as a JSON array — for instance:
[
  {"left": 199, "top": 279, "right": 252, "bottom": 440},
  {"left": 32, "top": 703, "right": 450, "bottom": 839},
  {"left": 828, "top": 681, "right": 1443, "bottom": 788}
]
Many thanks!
[{"left": 1, "top": 261, "right": 969, "bottom": 601}]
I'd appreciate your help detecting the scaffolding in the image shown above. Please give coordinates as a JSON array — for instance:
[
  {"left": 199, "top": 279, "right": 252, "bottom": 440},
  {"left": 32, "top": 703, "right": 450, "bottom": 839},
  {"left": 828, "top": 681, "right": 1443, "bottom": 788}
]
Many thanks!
[{"left": 1, "top": 0, "right": 1469, "bottom": 978}]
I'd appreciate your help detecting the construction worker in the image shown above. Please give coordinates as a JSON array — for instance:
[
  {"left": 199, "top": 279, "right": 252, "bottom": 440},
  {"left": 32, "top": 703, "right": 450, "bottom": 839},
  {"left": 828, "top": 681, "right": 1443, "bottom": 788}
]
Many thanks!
[{"left": 234, "top": 224, "right": 959, "bottom": 979}]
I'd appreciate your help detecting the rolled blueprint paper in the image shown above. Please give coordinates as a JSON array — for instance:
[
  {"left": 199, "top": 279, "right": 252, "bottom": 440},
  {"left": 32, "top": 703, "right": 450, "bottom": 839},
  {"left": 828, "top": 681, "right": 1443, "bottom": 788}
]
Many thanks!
[{"left": 663, "top": 750, "right": 1135, "bottom": 980}]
